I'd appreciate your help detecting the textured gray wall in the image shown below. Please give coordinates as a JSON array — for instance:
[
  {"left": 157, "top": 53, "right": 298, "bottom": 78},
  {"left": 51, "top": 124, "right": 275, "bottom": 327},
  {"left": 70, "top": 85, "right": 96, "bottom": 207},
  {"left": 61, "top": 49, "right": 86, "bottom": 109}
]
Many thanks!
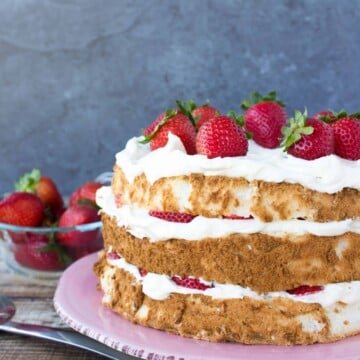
[{"left": 1, "top": 0, "right": 359, "bottom": 194}]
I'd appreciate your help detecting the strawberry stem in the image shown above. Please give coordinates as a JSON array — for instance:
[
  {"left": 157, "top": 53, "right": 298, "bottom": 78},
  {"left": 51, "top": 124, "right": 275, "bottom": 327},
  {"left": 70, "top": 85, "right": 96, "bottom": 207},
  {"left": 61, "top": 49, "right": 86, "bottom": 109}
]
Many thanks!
[
  {"left": 14, "top": 168, "right": 41, "bottom": 193},
  {"left": 280, "top": 109, "right": 314, "bottom": 151},
  {"left": 175, "top": 99, "right": 197, "bottom": 126}
]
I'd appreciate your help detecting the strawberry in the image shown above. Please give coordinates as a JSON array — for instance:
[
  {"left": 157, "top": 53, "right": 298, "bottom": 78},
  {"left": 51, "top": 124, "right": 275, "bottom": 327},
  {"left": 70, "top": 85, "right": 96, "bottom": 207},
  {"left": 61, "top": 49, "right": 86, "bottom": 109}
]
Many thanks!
[
  {"left": 56, "top": 204, "right": 101, "bottom": 248},
  {"left": 0, "top": 192, "right": 44, "bottom": 226},
  {"left": 175, "top": 99, "right": 220, "bottom": 129},
  {"left": 69, "top": 181, "right": 102, "bottom": 207},
  {"left": 196, "top": 115, "right": 248, "bottom": 158},
  {"left": 313, "top": 110, "right": 337, "bottom": 123},
  {"left": 287, "top": 285, "right": 324, "bottom": 296},
  {"left": 149, "top": 210, "right": 196, "bottom": 223},
  {"left": 193, "top": 105, "right": 219, "bottom": 129},
  {"left": 171, "top": 275, "right": 213, "bottom": 290},
  {"left": 241, "top": 91, "right": 287, "bottom": 148},
  {"left": 332, "top": 117, "right": 360, "bottom": 160},
  {"left": 139, "top": 268, "right": 148, "bottom": 277},
  {"left": 107, "top": 251, "right": 121, "bottom": 260},
  {"left": 142, "top": 110, "right": 197, "bottom": 154},
  {"left": 13, "top": 233, "right": 65, "bottom": 271},
  {"left": 114, "top": 194, "right": 123, "bottom": 207},
  {"left": 14, "top": 169, "right": 63, "bottom": 213},
  {"left": 281, "top": 109, "right": 334, "bottom": 160},
  {"left": 223, "top": 215, "right": 254, "bottom": 220}
]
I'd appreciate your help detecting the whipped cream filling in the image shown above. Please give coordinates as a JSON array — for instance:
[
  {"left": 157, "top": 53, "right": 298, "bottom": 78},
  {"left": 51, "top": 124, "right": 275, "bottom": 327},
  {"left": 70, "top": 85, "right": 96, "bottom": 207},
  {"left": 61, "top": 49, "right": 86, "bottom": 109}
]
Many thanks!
[
  {"left": 115, "top": 134, "right": 360, "bottom": 194},
  {"left": 105, "top": 251, "right": 360, "bottom": 307},
  {"left": 97, "top": 186, "right": 360, "bottom": 242}
]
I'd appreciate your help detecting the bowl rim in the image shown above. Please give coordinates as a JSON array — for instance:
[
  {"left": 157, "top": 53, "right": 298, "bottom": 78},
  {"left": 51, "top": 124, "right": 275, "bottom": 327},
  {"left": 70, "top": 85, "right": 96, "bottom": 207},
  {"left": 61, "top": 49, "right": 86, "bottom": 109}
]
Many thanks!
[{"left": 0, "top": 221, "right": 102, "bottom": 233}]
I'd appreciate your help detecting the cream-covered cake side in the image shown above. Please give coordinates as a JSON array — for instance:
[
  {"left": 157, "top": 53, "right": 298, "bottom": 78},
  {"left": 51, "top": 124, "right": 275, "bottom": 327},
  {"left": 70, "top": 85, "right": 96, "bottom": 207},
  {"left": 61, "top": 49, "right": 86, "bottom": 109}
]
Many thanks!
[
  {"left": 94, "top": 251, "right": 360, "bottom": 345},
  {"left": 111, "top": 135, "right": 360, "bottom": 222},
  {"left": 94, "top": 101, "right": 360, "bottom": 345}
]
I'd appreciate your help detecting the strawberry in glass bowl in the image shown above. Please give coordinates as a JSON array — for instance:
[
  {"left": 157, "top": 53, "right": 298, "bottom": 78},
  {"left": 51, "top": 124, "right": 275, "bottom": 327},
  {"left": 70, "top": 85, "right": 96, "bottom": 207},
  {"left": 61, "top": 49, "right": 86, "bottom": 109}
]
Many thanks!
[{"left": 0, "top": 169, "right": 107, "bottom": 281}]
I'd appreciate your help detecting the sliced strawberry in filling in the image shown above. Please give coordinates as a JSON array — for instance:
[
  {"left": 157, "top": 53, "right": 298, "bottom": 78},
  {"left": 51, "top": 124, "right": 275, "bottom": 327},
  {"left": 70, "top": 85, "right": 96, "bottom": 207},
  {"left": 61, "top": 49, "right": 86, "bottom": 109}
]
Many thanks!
[
  {"left": 171, "top": 275, "right": 213, "bottom": 290},
  {"left": 115, "top": 194, "right": 123, "bottom": 207},
  {"left": 139, "top": 268, "right": 148, "bottom": 277},
  {"left": 287, "top": 285, "right": 324, "bottom": 296},
  {"left": 223, "top": 214, "right": 254, "bottom": 220},
  {"left": 107, "top": 251, "right": 121, "bottom": 260},
  {"left": 149, "top": 210, "right": 196, "bottom": 223}
]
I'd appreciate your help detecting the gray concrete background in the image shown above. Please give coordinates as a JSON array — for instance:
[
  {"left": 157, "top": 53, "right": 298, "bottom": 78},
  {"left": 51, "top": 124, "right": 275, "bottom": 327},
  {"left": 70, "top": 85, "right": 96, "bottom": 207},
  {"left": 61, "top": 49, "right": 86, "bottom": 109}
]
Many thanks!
[{"left": 0, "top": 0, "right": 359, "bottom": 194}]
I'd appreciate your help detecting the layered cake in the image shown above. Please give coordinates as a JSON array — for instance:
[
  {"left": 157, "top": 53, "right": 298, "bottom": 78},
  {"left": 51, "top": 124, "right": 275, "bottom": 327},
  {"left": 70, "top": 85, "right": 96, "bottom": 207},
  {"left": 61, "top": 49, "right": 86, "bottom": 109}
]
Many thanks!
[{"left": 94, "top": 98, "right": 360, "bottom": 345}]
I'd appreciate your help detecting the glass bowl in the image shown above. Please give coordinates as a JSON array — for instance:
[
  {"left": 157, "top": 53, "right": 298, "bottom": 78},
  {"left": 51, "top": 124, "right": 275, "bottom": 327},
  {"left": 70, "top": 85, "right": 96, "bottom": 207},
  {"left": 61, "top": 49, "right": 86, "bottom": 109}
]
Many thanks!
[
  {"left": 0, "top": 172, "right": 113, "bottom": 282},
  {"left": 0, "top": 220, "right": 103, "bottom": 281}
]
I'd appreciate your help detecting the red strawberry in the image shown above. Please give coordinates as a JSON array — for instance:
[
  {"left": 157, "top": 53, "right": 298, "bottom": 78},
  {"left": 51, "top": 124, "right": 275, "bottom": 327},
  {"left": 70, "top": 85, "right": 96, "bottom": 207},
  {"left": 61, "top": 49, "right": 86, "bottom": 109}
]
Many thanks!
[
  {"left": 287, "top": 285, "right": 324, "bottom": 296},
  {"left": 332, "top": 117, "right": 360, "bottom": 160},
  {"left": 36, "top": 176, "right": 64, "bottom": 212},
  {"left": 281, "top": 110, "right": 334, "bottom": 160},
  {"left": 139, "top": 268, "right": 148, "bottom": 277},
  {"left": 313, "top": 110, "right": 337, "bottom": 123},
  {"left": 149, "top": 210, "right": 196, "bottom": 223},
  {"left": 241, "top": 91, "right": 287, "bottom": 148},
  {"left": 0, "top": 192, "right": 44, "bottom": 227},
  {"left": 56, "top": 205, "right": 101, "bottom": 248},
  {"left": 171, "top": 275, "right": 213, "bottom": 290},
  {"left": 142, "top": 110, "right": 197, "bottom": 154},
  {"left": 193, "top": 105, "right": 220, "bottom": 129},
  {"left": 196, "top": 116, "right": 248, "bottom": 158},
  {"left": 14, "top": 169, "right": 63, "bottom": 213},
  {"left": 13, "top": 233, "right": 64, "bottom": 271},
  {"left": 69, "top": 181, "right": 102, "bottom": 207}
]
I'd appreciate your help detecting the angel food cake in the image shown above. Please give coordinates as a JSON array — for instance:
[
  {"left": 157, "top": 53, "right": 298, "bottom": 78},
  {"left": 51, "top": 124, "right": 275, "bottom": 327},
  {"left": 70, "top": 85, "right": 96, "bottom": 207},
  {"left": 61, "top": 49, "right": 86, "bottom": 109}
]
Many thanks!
[{"left": 94, "top": 95, "right": 360, "bottom": 345}]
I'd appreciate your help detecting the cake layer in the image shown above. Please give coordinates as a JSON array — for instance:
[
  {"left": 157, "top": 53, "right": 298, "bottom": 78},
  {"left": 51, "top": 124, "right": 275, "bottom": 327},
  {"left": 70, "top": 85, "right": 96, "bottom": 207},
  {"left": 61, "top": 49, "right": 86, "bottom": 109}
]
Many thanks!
[
  {"left": 112, "top": 166, "right": 360, "bottom": 222},
  {"left": 112, "top": 134, "right": 360, "bottom": 222},
  {"left": 94, "top": 252, "right": 360, "bottom": 345},
  {"left": 101, "top": 213, "right": 360, "bottom": 292}
]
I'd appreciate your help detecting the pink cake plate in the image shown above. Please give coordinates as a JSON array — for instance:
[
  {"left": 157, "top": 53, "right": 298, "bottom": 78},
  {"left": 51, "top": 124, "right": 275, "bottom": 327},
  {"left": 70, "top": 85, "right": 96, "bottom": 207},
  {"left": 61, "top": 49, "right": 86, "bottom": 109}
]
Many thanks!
[{"left": 54, "top": 253, "right": 360, "bottom": 360}]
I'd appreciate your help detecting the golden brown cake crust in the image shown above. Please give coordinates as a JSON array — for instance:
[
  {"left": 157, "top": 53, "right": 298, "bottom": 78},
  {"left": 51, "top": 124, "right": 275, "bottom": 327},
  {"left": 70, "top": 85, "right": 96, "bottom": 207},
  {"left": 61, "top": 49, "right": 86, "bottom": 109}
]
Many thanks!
[
  {"left": 101, "top": 213, "right": 360, "bottom": 292},
  {"left": 94, "top": 253, "right": 358, "bottom": 345},
  {"left": 112, "top": 165, "right": 360, "bottom": 222}
]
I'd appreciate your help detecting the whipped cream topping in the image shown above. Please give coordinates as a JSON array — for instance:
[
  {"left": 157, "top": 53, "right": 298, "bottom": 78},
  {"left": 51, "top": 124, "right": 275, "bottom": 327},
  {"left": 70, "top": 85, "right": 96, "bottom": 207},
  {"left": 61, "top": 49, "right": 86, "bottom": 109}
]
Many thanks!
[
  {"left": 115, "top": 134, "right": 360, "bottom": 193},
  {"left": 106, "top": 253, "right": 360, "bottom": 307},
  {"left": 97, "top": 186, "right": 360, "bottom": 242}
]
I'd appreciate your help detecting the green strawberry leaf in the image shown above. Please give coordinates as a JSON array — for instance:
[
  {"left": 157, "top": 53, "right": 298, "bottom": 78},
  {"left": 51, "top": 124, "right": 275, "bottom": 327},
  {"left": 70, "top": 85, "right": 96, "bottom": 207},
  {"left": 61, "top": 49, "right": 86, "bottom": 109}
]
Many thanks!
[
  {"left": 14, "top": 168, "right": 41, "bottom": 193},
  {"left": 317, "top": 109, "right": 360, "bottom": 123},
  {"left": 227, "top": 111, "right": 252, "bottom": 139},
  {"left": 280, "top": 109, "right": 314, "bottom": 151},
  {"left": 300, "top": 126, "right": 314, "bottom": 135},
  {"left": 227, "top": 110, "right": 245, "bottom": 127},
  {"left": 240, "top": 100, "right": 252, "bottom": 110},
  {"left": 349, "top": 111, "right": 360, "bottom": 119},
  {"left": 241, "top": 90, "right": 285, "bottom": 111},
  {"left": 77, "top": 198, "right": 100, "bottom": 210},
  {"left": 176, "top": 99, "right": 197, "bottom": 126},
  {"left": 139, "top": 109, "right": 177, "bottom": 144},
  {"left": 39, "top": 232, "right": 73, "bottom": 267}
]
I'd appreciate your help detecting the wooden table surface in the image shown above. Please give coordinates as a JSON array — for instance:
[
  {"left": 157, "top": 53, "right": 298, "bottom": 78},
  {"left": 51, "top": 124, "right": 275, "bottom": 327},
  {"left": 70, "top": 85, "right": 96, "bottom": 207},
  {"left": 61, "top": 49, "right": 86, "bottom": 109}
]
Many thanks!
[{"left": 0, "top": 247, "right": 137, "bottom": 360}]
